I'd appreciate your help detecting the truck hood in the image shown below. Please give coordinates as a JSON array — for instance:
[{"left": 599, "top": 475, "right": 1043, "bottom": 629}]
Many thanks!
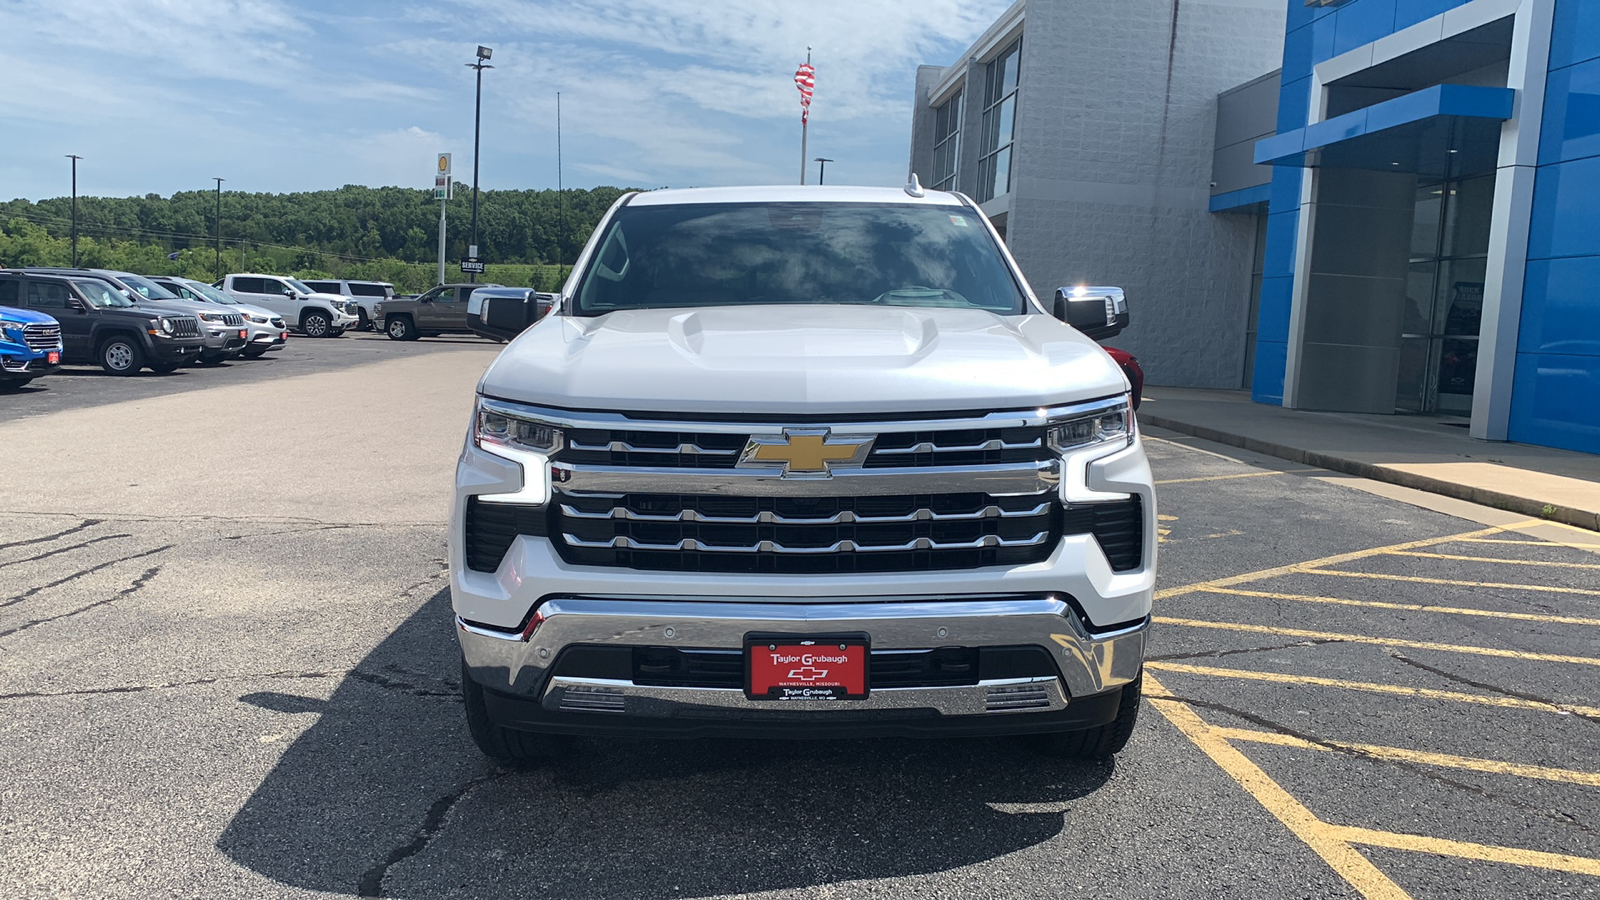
[
  {"left": 479, "top": 305, "right": 1129, "bottom": 416},
  {"left": 0, "top": 305, "right": 59, "bottom": 326}
]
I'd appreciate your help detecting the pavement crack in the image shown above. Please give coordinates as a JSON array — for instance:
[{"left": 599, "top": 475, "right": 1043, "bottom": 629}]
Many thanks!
[
  {"left": 220, "top": 523, "right": 360, "bottom": 541},
  {"left": 0, "top": 561, "right": 166, "bottom": 640},
  {"left": 1389, "top": 652, "right": 1600, "bottom": 725},
  {"left": 349, "top": 669, "right": 459, "bottom": 700},
  {"left": 1148, "top": 638, "right": 1342, "bottom": 662},
  {"left": 357, "top": 771, "right": 509, "bottom": 897},
  {"left": 0, "top": 544, "right": 173, "bottom": 609},
  {"left": 0, "top": 518, "right": 104, "bottom": 551},
  {"left": 0, "top": 669, "right": 343, "bottom": 702},
  {"left": 0, "top": 533, "right": 133, "bottom": 569}
]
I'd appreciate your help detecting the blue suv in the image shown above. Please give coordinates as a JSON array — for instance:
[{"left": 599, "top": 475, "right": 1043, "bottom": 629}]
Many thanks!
[{"left": 0, "top": 303, "right": 63, "bottom": 390}]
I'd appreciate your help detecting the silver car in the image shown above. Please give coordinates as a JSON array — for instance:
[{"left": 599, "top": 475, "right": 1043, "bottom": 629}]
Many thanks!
[{"left": 151, "top": 277, "right": 288, "bottom": 358}]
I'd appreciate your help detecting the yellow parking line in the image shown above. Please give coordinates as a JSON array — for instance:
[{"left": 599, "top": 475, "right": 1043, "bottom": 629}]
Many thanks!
[
  {"left": 1156, "top": 469, "right": 1318, "bottom": 485},
  {"left": 1386, "top": 550, "right": 1600, "bottom": 570},
  {"left": 1140, "top": 435, "right": 1247, "bottom": 464},
  {"left": 1300, "top": 568, "right": 1600, "bottom": 597},
  {"left": 1145, "top": 661, "right": 1600, "bottom": 718},
  {"left": 1209, "top": 726, "right": 1600, "bottom": 786},
  {"left": 1157, "top": 523, "right": 1535, "bottom": 600},
  {"left": 1145, "top": 674, "right": 1414, "bottom": 899},
  {"left": 1155, "top": 616, "right": 1600, "bottom": 667},
  {"left": 1196, "top": 586, "right": 1600, "bottom": 627},
  {"left": 1333, "top": 826, "right": 1600, "bottom": 878}
]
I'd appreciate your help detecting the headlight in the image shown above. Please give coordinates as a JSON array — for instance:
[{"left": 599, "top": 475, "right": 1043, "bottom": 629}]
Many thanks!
[
  {"left": 1047, "top": 399, "right": 1131, "bottom": 452},
  {"left": 472, "top": 399, "right": 563, "bottom": 505},
  {"left": 1049, "top": 396, "right": 1135, "bottom": 504},
  {"left": 248, "top": 314, "right": 268, "bottom": 324},
  {"left": 159, "top": 318, "right": 175, "bottom": 334},
  {"left": 374, "top": 303, "right": 383, "bottom": 314},
  {"left": 1, "top": 324, "right": 22, "bottom": 342}
]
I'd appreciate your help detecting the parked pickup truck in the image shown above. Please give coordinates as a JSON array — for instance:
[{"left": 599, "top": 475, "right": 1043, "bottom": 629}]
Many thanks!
[
  {"left": 451, "top": 184, "right": 1154, "bottom": 764},
  {"left": 375, "top": 282, "right": 501, "bottom": 341},
  {"left": 0, "top": 303, "right": 63, "bottom": 390}
]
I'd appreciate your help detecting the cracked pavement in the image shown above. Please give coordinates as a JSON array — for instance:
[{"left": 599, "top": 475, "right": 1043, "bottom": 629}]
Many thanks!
[{"left": 2, "top": 338, "right": 1597, "bottom": 898}]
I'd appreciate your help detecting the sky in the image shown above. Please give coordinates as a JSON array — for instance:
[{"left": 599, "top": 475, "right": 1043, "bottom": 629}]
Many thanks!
[{"left": 0, "top": 0, "right": 1014, "bottom": 202}]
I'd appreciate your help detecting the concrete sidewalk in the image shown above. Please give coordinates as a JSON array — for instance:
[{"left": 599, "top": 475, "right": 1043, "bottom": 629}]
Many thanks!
[{"left": 1138, "top": 386, "right": 1600, "bottom": 531}]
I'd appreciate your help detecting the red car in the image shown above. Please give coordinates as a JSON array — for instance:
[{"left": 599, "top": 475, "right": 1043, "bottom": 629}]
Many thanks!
[{"left": 1104, "top": 347, "right": 1143, "bottom": 409}]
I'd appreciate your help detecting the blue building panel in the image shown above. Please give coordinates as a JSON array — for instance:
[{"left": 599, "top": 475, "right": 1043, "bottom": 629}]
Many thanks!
[
  {"left": 1332, "top": 0, "right": 1399, "bottom": 57},
  {"left": 1519, "top": 258, "right": 1600, "bottom": 355},
  {"left": 1539, "top": 58, "right": 1600, "bottom": 164},
  {"left": 1527, "top": 154, "right": 1600, "bottom": 260},
  {"left": 1282, "top": 19, "right": 1336, "bottom": 83},
  {"left": 1393, "top": 0, "right": 1471, "bottom": 32},
  {"left": 1256, "top": 276, "right": 1295, "bottom": 343},
  {"left": 1269, "top": 167, "right": 1304, "bottom": 215},
  {"left": 1262, "top": 210, "right": 1300, "bottom": 279},
  {"left": 1550, "top": 0, "right": 1600, "bottom": 71},
  {"left": 1509, "top": 353, "right": 1600, "bottom": 454},
  {"left": 1251, "top": 341, "right": 1289, "bottom": 405},
  {"left": 1278, "top": 76, "right": 1313, "bottom": 133}
]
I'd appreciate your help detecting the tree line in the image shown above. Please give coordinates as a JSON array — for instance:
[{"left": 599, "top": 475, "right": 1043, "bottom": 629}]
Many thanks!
[{"left": 0, "top": 184, "right": 628, "bottom": 291}]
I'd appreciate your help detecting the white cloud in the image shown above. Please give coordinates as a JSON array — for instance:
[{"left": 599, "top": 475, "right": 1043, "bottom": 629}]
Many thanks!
[{"left": 0, "top": 0, "right": 1012, "bottom": 198}]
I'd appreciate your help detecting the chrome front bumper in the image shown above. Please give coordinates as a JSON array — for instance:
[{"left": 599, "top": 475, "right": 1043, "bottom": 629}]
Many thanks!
[{"left": 458, "top": 595, "right": 1147, "bottom": 719}]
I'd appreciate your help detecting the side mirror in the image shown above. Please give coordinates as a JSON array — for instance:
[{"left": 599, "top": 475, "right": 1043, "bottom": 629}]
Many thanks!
[
  {"left": 1053, "top": 286, "right": 1129, "bottom": 342},
  {"left": 480, "top": 295, "right": 538, "bottom": 339}
]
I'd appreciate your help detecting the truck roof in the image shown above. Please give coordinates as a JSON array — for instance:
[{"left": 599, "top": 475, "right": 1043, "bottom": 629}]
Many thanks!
[{"left": 625, "top": 185, "right": 967, "bottom": 207}]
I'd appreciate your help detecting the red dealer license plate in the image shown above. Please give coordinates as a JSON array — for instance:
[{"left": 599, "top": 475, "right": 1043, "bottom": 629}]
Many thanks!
[
  {"left": 745, "top": 634, "right": 869, "bottom": 701},
  {"left": 47, "top": 351, "right": 60, "bottom": 365}
]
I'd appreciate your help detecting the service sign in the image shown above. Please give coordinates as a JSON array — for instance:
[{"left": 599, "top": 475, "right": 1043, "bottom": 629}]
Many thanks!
[{"left": 460, "top": 259, "right": 486, "bottom": 274}]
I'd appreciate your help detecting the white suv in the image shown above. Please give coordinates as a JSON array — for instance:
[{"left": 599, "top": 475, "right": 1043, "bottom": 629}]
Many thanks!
[
  {"left": 302, "top": 279, "right": 395, "bottom": 331},
  {"left": 218, "top": 274, "right": 359, "bottom": 338}
]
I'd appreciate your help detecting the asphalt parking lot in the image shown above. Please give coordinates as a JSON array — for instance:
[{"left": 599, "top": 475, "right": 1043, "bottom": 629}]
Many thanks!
[{"left": 0, "top": 337, "right": 1596, "bottom": 899}]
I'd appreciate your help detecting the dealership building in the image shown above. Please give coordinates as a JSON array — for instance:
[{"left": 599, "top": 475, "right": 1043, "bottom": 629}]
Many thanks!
[{"left": 910, "top": 0, "right": 1600, "bottom": 455}]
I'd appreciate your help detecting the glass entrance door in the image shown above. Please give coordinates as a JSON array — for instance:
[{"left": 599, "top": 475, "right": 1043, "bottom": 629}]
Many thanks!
[{"left": 1396, "top": 173, "right": 1494, "bottom": 414}]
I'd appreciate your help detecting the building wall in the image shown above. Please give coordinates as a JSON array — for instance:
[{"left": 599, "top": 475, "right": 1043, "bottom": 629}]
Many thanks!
[
  {"left": 1253, "top": 0, "right": 1481, "bottom": 404},
  {"left": 1510, "top": 0, "right": 1600, "bottom": 452},
  {"left": 1003, "top": 0, "right": 1287, "bottom": 389}
]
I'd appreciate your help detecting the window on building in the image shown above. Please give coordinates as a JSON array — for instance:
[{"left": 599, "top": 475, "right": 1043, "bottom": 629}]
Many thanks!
[
  {"left": 977, "top": 39, "right": 1021, "bottom": 203},
  {"left": 931, "top": 90, "right": 961, "bottom": 192}
]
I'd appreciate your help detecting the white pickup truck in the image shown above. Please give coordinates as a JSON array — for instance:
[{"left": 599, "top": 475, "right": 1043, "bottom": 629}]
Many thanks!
[{"left": 450, "top": 183, "right": 1155, "bottom": 763}]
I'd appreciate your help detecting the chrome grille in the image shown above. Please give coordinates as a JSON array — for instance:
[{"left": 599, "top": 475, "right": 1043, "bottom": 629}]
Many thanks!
[
  {"left": 554, "top": 492, "right": 1059, "bottom": 574},
  {"left": 22, "top": 323, "right": 62, "bottom": 350},
  {"left": 222, "top": 313, "right": 244, "bottom": 327},
  {"left": 270, "top": 317, "right": 285, "bottom": 328},
  {"left": 558, "top": 426, "right": 1050, "bottom": 469}
]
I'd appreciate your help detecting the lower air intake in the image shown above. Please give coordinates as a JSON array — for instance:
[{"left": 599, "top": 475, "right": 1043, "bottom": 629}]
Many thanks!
[
  {"left": 984, "top": 684, "right": 1053, "bottom": 712},
  {"left": 558, "top": 685, "right": 626, "bottom": 713}
]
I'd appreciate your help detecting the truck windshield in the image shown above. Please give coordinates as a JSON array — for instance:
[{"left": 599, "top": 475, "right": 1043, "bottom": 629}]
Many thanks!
[{"left": 572, "top": 202, "right": 1028, "bottom": 317}]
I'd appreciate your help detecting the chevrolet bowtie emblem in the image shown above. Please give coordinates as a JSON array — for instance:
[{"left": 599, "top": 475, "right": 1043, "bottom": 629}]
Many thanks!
[{"left": 739, "top": 429, "right": 875, "bottom": 477}]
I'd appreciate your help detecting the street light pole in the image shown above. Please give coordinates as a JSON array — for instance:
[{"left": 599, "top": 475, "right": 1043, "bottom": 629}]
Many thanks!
[
  {"left": 65, "top": 155, "right": 82, "bottom": 266},
  {"left": 213, "top": 177, "right": 225, "bottom": 276},
  {"left": 467, "top": 46, "right": 493, "bottom": 284},
  {"left": 814, "top": 157, "right": 833, "bottom": 185}
]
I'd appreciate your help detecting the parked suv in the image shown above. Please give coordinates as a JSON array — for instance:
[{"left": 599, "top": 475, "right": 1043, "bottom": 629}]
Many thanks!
[
  {"left": 0, "top": 299, "right": 63, "bottom": 389},
  {"left": 19, "top": 268, "right": 248, "bottom": 364},
  {"left": 451, "top": 185, "right": 1153, "bottom": 765},
  {"left": 0, "top": 272, "right": 202, "bottom": 374},
  {"left": 218, "top": 274, "right": 359, "bottom": 337},
  {"left": 149, "top": 276, "right": 288, "bottom": 358},
  {"left": 374, "top": 282, "right": 500, "bottom": 341},
  {"left": 301, "top": 279, "right": 394, "bottom": 331}
]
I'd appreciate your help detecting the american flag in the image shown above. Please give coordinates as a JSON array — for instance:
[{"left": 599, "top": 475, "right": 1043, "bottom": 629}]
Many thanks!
[{"left": 794, "top": 62, "right": 815, "bottom": 124}]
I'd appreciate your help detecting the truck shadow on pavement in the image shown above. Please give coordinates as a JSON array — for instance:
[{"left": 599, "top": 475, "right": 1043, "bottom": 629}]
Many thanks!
[{"left": 218, "top": 589, "right": 1115, "bottom": 898}]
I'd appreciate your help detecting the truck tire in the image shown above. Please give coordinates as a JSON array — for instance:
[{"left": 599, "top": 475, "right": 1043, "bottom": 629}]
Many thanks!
[
  {"left": 301, "top": 310, "right": 333, "bottom": 338},
  {"left": 98, "top": 334, "right": 145, "bottom": 376},
  {"left": 386, "top": 315, "right": 417, "bottom": 341},
  {"left": 1032, "top": 674, "right": 1142, "bottom": 760},
  {"left": 461, "top": 659, "right": 569, "bottom": 765}
]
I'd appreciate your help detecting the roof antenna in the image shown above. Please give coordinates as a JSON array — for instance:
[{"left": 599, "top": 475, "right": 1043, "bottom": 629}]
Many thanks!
[{"left": 904, "top": 172, "right": 925, "bottom": 198}]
